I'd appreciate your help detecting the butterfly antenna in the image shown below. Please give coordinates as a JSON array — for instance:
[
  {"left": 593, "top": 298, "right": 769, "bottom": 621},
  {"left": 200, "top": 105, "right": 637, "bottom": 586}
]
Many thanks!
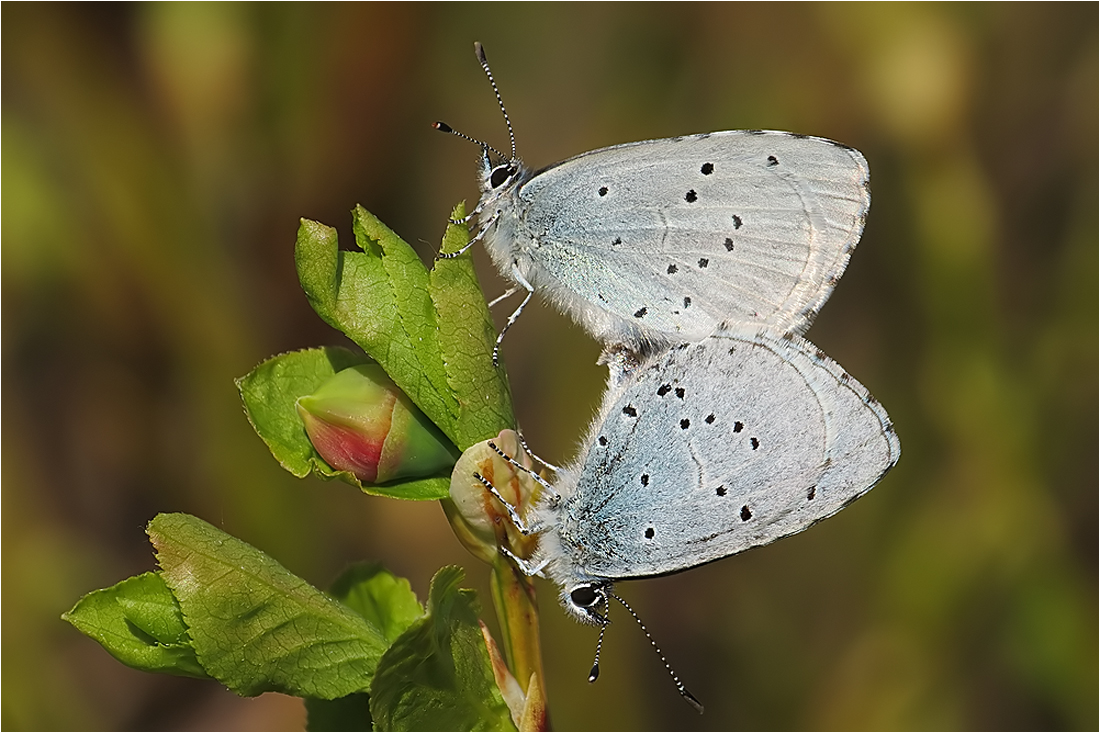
[
  {"left": 588, "top": 620, "right": 609, "bottom": 683},
  {"left": 432, "top": 121, "right": 508, "bottom": 163},
  {"left": 610, "top": 591, "right": 704, "bottom": 713},
  {"left": 473, "top": 41, "right": 517, "bottom": 161}
]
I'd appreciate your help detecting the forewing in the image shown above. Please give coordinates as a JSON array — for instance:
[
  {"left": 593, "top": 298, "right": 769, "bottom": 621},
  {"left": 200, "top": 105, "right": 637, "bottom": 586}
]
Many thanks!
[
  {"left": 517, "top": 131, "right": 869, "bottom": 340},
  {"left": 514, "top": 129, "right": 866, "bottom": 338}
]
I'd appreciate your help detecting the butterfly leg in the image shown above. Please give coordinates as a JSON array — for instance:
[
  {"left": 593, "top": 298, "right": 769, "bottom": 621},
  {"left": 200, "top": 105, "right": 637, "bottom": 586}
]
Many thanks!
[
  {"left": 488, "top": 435, "right": 558, "bottom": 499},
  {"left": 491, "top": 262, "right": 534, "bottom": 365},
  {"left": 448, "top": 197, "right": 485, "bottom": 226},
  {"left": 516, "top": 431, "right": 562, "bottom": 474},
  {"left": 435, "top": 210, "right": 500, "bottom": 260},
  {"left": 487, "top": 285, "right": 520, "bottom": 308},
  {"left": 500, "top": 546, "right": 550, "bottom": 578},
  {"left": 472, "top": 472, "right": 537, "bottom": 534},
  {"left": 471, "top": 469, "right": 551, "bottom": 576}
]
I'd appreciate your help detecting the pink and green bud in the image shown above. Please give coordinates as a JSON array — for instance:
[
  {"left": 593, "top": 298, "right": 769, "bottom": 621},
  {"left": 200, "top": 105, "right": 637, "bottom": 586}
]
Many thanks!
[{"left": 296, "top": 364, "right": 459, "bottom": 484}]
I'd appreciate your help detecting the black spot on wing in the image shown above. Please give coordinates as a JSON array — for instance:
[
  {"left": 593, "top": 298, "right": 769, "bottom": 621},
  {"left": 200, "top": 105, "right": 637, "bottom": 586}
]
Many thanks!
[{"left": 701, "top": 162, "right": 714, "bottom": 175}]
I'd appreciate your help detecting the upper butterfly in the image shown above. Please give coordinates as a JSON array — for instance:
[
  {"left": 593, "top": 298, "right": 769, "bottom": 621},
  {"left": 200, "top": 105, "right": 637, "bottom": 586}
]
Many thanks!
[{"left": 436, "top": 43, "right": 871, "bottom": 362}]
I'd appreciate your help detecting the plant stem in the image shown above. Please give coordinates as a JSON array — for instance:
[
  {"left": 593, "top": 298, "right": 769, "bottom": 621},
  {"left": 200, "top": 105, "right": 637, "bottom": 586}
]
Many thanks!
[{"left": 490, "top": 557, "right": 547, "bottom": 730}]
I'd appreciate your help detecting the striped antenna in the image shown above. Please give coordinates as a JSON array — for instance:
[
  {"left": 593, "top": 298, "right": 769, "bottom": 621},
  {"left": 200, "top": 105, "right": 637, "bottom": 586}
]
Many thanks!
[
  {"left": 431, "top": 121, "right": 508, "bottom": 162},
  {"left": 588, "top": 620, "right": 609, "bottom": 683},
  {"left": 473, "top": 41, "right": 517, "bottom": 161},
  {"left": 607, "top": 591, "right": 704, "bottom": 713},
  {"left": 431, "top": 42, "right": 518, "bottom": 164}
]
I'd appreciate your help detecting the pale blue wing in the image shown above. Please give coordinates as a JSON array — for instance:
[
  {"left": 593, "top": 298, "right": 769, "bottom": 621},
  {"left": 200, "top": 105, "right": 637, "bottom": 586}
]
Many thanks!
[
  {"left": 555, "top": 329, "right": 899, "bottom": 580},
  {"left": 512, "top": 131, "right": 869, "bottom": 341}
]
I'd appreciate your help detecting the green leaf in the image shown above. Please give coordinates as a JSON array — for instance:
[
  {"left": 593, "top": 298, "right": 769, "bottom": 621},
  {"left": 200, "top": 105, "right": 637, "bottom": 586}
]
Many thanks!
[
  {"left": 294, "top": 206, "right": 517, "bottom": 452},
  {"left": 351, "top": 206, "right": 457, "bottom": 426},
  {"left": 429, "top": 204, "right": 517, "bottom": 448},
  {"left": 305, "top": 563, "right": 427, "bottom": 731},
  {"left": 236, "top": 346, "right": 366, "bottom": 478},
  {"left": 62, "top": 571, "right": 207, "bottom": 679},
  {"left": 149, "top": 513, "right": 388, "bottom": 699},
  {"left": 370, "top": 566, "right": 516, "bottom": 732},
  {"left": 294, "top": 212, "right": 459, "bottom": 444},
  {"left": 328, "top": 562, "right": 425, "bottom": 644},
  {"left": 305, "top": 693, "right": 373, "bottom": 732},
  {"left": 236, "top": 347, "right": 450, "bottom": 500}
]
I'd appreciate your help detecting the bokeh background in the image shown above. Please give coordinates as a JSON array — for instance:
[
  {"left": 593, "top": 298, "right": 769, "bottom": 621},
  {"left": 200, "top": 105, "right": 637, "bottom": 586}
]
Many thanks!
[{"left": 3, "top": 4, "right": 1096, "bottom": 730}]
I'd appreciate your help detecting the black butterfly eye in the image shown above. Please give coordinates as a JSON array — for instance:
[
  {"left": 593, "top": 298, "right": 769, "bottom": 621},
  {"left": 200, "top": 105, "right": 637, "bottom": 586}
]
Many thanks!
[
  {"left": 490, "top": 165, "right": 514, "bottom": 188},
  {"left": 570, "top": 586, "right": 600, "bottom": 608}
]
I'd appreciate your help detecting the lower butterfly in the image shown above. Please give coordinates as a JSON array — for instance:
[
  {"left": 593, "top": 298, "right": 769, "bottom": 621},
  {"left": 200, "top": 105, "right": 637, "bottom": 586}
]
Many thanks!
[{"left": 461, "top": 327, "right": 900, "bottom": 709}]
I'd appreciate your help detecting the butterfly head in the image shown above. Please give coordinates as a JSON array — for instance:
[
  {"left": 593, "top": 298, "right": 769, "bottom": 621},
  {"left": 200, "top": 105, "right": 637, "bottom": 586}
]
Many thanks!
[
  {"left": 479, "top": 155, "right": 522, "bottom": 195},
  {"left": 560, "top": 581, "right": 612, "bottom": 626}
]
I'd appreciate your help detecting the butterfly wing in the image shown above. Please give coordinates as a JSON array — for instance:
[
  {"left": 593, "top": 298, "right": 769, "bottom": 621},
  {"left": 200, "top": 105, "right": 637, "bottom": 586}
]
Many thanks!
[
  {"left": 504, "top": 131, "right": 869, "bottom": 344},
  {"left": 553, "top": 329, "right": 899, "bottom": 580}
]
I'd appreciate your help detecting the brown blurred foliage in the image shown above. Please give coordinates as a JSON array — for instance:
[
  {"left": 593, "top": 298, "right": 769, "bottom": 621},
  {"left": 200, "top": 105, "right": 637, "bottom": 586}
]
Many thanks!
[{"left": 3, "top": 4, "right": 1096, "bottom": 730}]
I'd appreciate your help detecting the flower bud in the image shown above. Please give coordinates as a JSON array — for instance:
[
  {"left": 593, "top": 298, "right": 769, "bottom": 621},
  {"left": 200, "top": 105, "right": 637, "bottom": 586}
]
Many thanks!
[
  {"left": 446, "top": 430, "right": 544, "bottom": 564},
  {"left": 296, "top": 364, "right": 459, "bottom": 484}
]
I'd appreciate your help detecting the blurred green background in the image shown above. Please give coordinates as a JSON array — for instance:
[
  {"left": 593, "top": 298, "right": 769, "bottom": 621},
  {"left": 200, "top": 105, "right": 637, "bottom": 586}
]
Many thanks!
[{"left": 3, "top": 4, "right": 1096, "bottom": 730}]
